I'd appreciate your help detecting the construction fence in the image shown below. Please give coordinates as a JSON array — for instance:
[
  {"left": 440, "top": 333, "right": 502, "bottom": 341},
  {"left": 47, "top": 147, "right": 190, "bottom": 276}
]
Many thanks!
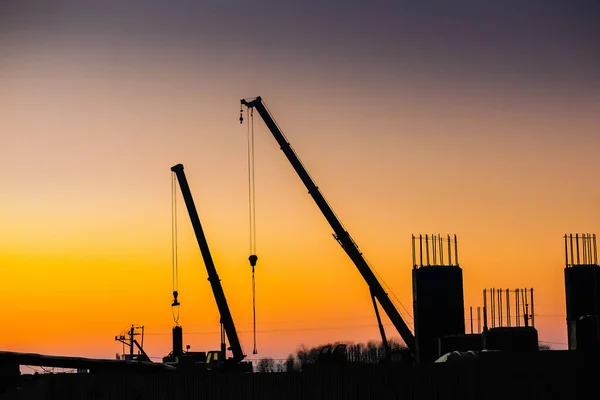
[{"left": 2, "top": 357, "right": 596, "bottom": 400}]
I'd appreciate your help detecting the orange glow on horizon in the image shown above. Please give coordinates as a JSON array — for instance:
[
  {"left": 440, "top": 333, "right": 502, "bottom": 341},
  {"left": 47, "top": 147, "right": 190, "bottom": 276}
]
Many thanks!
[{"left": 1, "top": 35, "right": 598, "bottom": 361}]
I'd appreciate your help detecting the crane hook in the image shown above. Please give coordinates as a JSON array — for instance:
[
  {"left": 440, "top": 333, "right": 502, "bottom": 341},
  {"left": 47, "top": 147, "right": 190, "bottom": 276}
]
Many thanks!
[
  {"left": 248, "top": 254, "right": 258, "bottom": 267},
  {"left": 239, "top": 107, "right": 244, "bottom": 124},
  {"left": 172, "top": 290, "right": 180, "bottom": 307}
]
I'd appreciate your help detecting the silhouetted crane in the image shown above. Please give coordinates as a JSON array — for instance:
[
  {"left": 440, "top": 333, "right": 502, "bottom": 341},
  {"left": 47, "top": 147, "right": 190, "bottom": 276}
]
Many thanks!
[{"left": 240, "top": 96, "right": 415, "bottom": 357}]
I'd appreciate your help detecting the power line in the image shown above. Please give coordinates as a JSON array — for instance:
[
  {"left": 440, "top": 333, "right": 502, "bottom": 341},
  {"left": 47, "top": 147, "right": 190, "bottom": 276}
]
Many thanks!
[
  {"left": 144, "top": 323, "right": 386, "bottom": 336},
  {"left": 143, "top": 312, "right": 564, "bottom": 337}
]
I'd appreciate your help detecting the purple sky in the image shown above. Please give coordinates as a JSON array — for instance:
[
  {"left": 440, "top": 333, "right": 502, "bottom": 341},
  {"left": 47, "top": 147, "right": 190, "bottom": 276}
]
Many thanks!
[{"left": 3, "top": 1, "right": 598, "bottom": 87}]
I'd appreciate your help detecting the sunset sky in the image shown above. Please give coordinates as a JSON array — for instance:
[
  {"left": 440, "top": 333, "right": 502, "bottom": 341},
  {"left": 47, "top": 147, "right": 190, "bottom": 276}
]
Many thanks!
[{"left": 1, "top": 2, "right": 599, "bottom": 363}]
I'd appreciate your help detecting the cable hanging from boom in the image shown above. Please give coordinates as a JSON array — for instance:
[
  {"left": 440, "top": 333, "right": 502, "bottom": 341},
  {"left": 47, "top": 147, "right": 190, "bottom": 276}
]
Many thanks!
[
  {"left": 171, "top": 172, "right": 180, "bottom": 325},
  {"left": 242, "top": 105, "right": 259, "bottom": 355}
]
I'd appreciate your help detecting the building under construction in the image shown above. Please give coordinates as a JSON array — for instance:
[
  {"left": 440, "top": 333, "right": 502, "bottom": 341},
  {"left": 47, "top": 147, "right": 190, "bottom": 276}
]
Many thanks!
[
  {"left": 481, "top": 287, "right": 539, "bottom": 353},
  {"left": 412, "top": 234, "right": 465, "bottom": 363},
  {"left": 564, "top": 233, "right": 600, "bottom": 351}
]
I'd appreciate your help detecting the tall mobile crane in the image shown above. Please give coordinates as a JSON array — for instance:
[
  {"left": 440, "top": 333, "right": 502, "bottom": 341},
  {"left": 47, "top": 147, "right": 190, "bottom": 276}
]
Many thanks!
[
  {"left": 240, "top": 97, "right": 416, "bottom": 358},
  {"left": 169, "top": 163, "right": 251, "bottom": 371}
]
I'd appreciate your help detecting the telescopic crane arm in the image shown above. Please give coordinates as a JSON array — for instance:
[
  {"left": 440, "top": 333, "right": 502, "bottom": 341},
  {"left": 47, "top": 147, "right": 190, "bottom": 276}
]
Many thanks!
[
  {"left": 171, "top": 163, "right": 246, "bottom": 363},
  {"left": 240, "top": 96, "right": 415, "bottom": 354}
]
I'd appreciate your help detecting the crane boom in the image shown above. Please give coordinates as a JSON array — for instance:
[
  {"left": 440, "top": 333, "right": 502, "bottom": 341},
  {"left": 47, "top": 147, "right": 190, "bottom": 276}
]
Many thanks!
[
  {"left": 171, "top": 163, "right": 245, "bottom": 363},
  {"left": 240, "top": 96, "right": 415, "bottom": 353}
]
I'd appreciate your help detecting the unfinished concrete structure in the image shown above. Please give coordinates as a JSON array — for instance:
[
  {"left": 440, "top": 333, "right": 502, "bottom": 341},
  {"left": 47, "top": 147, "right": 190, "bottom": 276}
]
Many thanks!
[
  {"left": 564, "top": 233, "right": 600, "bottom": 350},
  {"left": 412, "top": 234, "right": 465, "bottom": 363}
]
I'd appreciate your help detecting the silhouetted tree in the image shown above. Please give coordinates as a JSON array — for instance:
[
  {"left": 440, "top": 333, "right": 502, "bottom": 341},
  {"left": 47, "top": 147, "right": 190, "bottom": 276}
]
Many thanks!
[
  {"left": 347, "top": 343, "right": 363, "bottom": 363},
  {"left": 388, "top": 338, "right": 406, "bottom": 351},
  {"left": 363, "top": 341, "right": 378, "bottom": 363},
  {"left": 295, "top": 343, "right": 334, "bottom": 369},
  {"left": 284, "top": 354, "right": 297, "bottom": 372},
  {"left": 257, "top": 357, "right": 275, "bottom": 373},
  {"left": 290, "top": 339, "right": 409, "bottom": 368},
  {"left": 308, "top": 347, "right": 321, "bottom": 363}
]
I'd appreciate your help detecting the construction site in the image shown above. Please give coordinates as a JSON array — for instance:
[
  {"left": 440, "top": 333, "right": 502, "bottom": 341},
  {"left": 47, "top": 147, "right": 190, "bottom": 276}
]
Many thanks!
[{"left": 1, "top": 96, "right": 598, "bottom": 399}]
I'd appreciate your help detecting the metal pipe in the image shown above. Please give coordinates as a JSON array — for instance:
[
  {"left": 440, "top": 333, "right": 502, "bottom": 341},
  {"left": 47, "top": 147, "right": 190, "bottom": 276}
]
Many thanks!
[
  {"left": 494, "top": 288, "right": 498, "bottom": 328},
  {"left": 530, "top": 288, "right": 535, "bottom": 327},
  {"left": 477, "top": 306, "right": 481, "bottom": 334},
  {"left": 470, "top": 306, "right": 473, "bottom": 334},
  {"left": 483, "top": 289, "right": 488, "bottom": 331},
  {"left": 433, "top": 233, "right": 437, "bottom": 265},
  {"left": 489, "top": 288, "right": 493, "bottom": 328},
  {"left": 494, "top": 288, "right": 497, "bottom": 327},
  {"left": 576, "top": 234, "right": 580, "bottom": 265},
  {"left": 506, "top": 289, "right": 510, "bottom": 327},
  {"left": 491, "top": 288, "right": 495, "bottom": 328},
  {"left": 581, "top": 234, "right": 585, "bottom": 264},
  {"left": 495, "top": 288, "right": 498, "bottom": 327},
  {"left": 499, "top": 288, "right": 503, "bottom": 327},
  {"left": 447, "top": 234, "right": 452, "bottom": 265},
  {"left": 520, "top": 288, "right": 523, "bottom": 327},
  {"left": 521, "top": 289, "right": 529, "bottom": 326},
  {"left": 595, "top": 234, "right": 598, "bottom": 265},
  {"left": 587, "top": 234, "right": 591, "bottom": 264},
  {"left": 589, "top": 233, "right": 592, "bottom": 263},
  {"left": 583, "top": 233, "right": 589, "bottom": 265},
  {"left": 516, "top": 289, "right": 520, "bottom": 327},
  {"left": 495, "top": 288, "right": 498, "bottom": 328},
  {"left": 454, "top": 234, "right": 459, "bottom": 265},
  {"left": 589, "top": 233, "right": 596, "bottom": 264},
  {"left": 432, "top": 235, "right": 442, "bottom": 265},
  {"left": 412, "top": 234, "right": 416, "bottom": 268},
  {"left": 438, "top": 233, "right": 444, "bottom": 265},
  {"left": 570, "top": 234, "right": 575, "bottom": 267},
  {"left": 583, "top": 234, "right": 588, "bottom": 264},
  {"left": 426, "top": 234, "right": 430, "bottom": 266},
  {"left": 564, "top": 234, "right": 569, "bottom": 267},
  {"left": 523, "top": 288, "right": 530, "bottom": 328},
  {"left": 419, "top": 234, "right": 423, "bottom": 267},
  {"left": 589, "top": 234, "right": 593, "bottom": 264}
]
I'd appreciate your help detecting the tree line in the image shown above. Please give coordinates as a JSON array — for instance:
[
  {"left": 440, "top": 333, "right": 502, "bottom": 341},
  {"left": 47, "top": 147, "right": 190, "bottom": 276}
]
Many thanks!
[
  {"left": 256, "top": 340, "right": 554, "bottom": 372},
  {"left": 256, "top": 339, "right": 407, "bottom": 373}
]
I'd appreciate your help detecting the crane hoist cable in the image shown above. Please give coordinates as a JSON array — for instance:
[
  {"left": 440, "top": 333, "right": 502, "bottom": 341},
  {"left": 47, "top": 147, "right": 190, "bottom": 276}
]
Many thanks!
[
  {"left": 171, "top": 172, "right": 181, "bottom": 325},
  {"left": 243, "top": 105, "right": 259, "bottom": 355}
]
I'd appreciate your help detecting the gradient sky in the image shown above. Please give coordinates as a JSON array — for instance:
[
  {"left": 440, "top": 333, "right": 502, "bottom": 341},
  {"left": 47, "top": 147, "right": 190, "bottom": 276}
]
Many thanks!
[{"left": 1, "top": 2, "right": 599, "bottom": 362}]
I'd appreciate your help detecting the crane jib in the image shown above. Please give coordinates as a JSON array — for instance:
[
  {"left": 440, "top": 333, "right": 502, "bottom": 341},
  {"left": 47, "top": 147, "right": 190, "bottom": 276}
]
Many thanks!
[
  {"left": 170, "top": 163, "right": 246, "bottom": 363},
  {"left": 240, "top": 97, "right": 416, "bottom": 355}
]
